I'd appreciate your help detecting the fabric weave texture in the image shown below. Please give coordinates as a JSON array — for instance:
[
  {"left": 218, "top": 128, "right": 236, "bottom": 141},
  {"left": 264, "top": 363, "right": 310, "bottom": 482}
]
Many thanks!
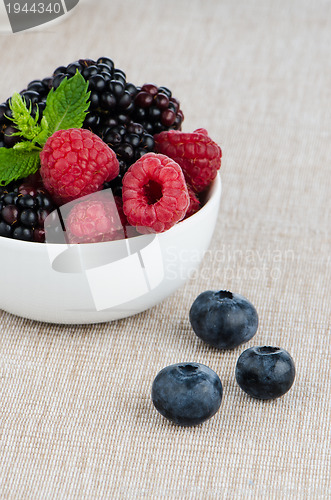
[{"left": 0, "top": 0, "right": 330, "bottom": 498}]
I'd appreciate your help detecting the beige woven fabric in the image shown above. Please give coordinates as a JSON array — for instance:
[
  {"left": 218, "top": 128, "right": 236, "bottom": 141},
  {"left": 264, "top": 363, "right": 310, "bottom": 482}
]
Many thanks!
[{"left": 0, "top": 0, "right": 330, "bottom": 498}]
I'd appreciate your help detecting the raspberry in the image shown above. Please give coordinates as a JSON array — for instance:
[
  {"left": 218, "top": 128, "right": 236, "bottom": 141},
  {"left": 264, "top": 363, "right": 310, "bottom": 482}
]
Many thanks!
[
  {"left": 154, "top": 128, "right": 222, "bottom": 193},
  {"left": 65, "top": 193, "right": 125, "bottom": 244},
  {"left": 122, "top": 153, "right": 189, "bottom": 233},
  {"left": 40, "top": 128, "right": 119, "bottom": 205},
  {"left": 185, "top": 184, "right": 201, "bottom": 219}
]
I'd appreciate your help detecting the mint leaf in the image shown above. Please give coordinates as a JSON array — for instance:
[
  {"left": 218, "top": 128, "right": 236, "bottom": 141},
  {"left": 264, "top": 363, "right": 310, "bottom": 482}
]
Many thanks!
[
  {"left": 13, "top": 141, "right": 41, "bottom": 153},
  {"left": 31, "top": 117, "right": 50, "bottom": 149},
  {"left": 8, "top": 92, "right": 42, "bottom": 141},
  {"left": 43, "top": 71, "right": 90, "bottom": 137},
  {"left": 0, "top": 147, "right": 40, "bottom": 186}
]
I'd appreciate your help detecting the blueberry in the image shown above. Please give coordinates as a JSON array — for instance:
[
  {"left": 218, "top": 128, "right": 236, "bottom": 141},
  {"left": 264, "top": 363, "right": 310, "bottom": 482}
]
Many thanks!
[
  {"left": 189, "top": 290, "right": 258, "bottom": 349},
  {"left": 235, "top": 346, "right": 295, "bottom": 400},
  {"left": 151, "top": 362, "right": 223, "bottom": 426}
]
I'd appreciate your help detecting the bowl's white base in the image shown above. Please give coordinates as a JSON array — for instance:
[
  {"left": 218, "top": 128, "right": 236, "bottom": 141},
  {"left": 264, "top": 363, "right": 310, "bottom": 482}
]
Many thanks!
[{"left": 0, "top": 175, "right": 221, "bottom": 324}]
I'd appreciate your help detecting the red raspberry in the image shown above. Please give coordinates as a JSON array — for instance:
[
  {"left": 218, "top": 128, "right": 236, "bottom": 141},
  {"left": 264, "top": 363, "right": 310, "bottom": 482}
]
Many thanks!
[
  {"left": 40, "top": 128, "right": 119, "bottom": 205},
  {"left": 65, "top": 193, "right": 125, "bottom": 244},
  {"left": 122, "top": 153, "right": 189, "bottom": 233},
  {"left": 154, "top": 128, "right": 222, "bottom": 192},
  {"left": 185, "top": 184, "right": 201, "bottom": 219}
]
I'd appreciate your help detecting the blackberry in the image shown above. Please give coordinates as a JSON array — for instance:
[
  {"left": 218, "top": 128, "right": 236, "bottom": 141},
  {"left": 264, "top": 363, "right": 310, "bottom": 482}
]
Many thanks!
[
  {"left": 101, "top": 121, "right": 155, "bottom": 196},
  {"left": 51, "top": 58, "right": 138, "bottom": 135},
  {"left": 0, "top": 174, "right": 56, "bottom": 243},
  {"left": 132, "top": 83, "right": 184, "bottom": 134}
]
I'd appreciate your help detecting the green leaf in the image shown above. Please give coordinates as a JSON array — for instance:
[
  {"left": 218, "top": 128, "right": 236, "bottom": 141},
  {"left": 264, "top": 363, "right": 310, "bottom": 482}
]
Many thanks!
[
  {"left": 8, "top": 92, "right": 42, "bottom": 141},
  {"left": 43, "top": 71, "right": 90, "bottom": 138},
  {"left": 31, "top": 117, "right": 50, "bottom": 149},
  {"left": 0, "top": 147, "right": 41, "bottom": 186},
  {"left": 13, "top": 141, "right": 41, "bottom": 152}
]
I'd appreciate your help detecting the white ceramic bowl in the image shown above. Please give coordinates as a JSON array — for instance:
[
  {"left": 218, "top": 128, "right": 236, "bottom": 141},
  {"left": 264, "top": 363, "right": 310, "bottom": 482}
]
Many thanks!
[{"left": 0, "top": 174, "right": 221, "bottom": 324}]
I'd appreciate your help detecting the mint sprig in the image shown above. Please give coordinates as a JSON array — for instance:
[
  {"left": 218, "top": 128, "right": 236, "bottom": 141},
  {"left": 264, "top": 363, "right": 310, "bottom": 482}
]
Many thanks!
[
  {"left": 43, "top": 71, "right": 90, "bottom": 137},
  {"left": 0, "top": 71, "right": 90, "bottom": 186},
  {"left": 0, "top": 147, "right": 40, "bottom": 186},
  {"left": 8, "top": 92, "right": 42, "bottom": 141}
]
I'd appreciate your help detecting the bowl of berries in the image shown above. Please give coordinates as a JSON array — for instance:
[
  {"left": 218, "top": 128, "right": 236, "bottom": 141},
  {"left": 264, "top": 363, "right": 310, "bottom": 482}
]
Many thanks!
[{"left": 0, "top": 58, "right": 222, "bottom": 324}]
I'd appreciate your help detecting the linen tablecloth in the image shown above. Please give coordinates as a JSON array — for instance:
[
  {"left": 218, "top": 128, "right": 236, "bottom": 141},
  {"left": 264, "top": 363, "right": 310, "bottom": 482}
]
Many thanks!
[{"left": 0, "top": 0, "right": 330, "bottom": 498}]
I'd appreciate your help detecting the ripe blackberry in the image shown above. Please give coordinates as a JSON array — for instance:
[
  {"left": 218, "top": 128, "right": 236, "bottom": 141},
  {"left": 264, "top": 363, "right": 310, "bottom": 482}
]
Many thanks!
[
  {"left": 101, "top": 121, "right": 155, "bottom": 196},
  {"left": 52, "top": 58, "right": 139, "bottom": 135},
  {"left": 132, "top": 83, "right": 184, "bottom": 135},
  {"left": 0, "top": 174, "right": 56, "bottom": 243}
]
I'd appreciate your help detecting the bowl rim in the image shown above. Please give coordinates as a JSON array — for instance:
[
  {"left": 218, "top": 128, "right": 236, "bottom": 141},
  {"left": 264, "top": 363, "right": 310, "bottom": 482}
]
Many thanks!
[{"left": 0, "top": 173, "right": 221, "bottom": 251}]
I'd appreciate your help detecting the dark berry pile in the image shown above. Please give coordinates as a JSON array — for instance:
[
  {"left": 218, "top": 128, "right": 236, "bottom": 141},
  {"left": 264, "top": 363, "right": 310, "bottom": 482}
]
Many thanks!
[
  {"left": 53, "top": 57, "right": 138, "bottom": 133},
  {"left": 132, "top": 83, "right": 184, "bottom": 134},
  {"left": 0, "top": 174, "right": 56, "bottom": 242},
  {"left": 102, "top": 121, "right": 155, "bottom": 196},
  {"left": 0, "top": 57, "right": 184, "bottom": 157},
  {"left": 52, "top": 58, "right": 184, "bottom": 137}
]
